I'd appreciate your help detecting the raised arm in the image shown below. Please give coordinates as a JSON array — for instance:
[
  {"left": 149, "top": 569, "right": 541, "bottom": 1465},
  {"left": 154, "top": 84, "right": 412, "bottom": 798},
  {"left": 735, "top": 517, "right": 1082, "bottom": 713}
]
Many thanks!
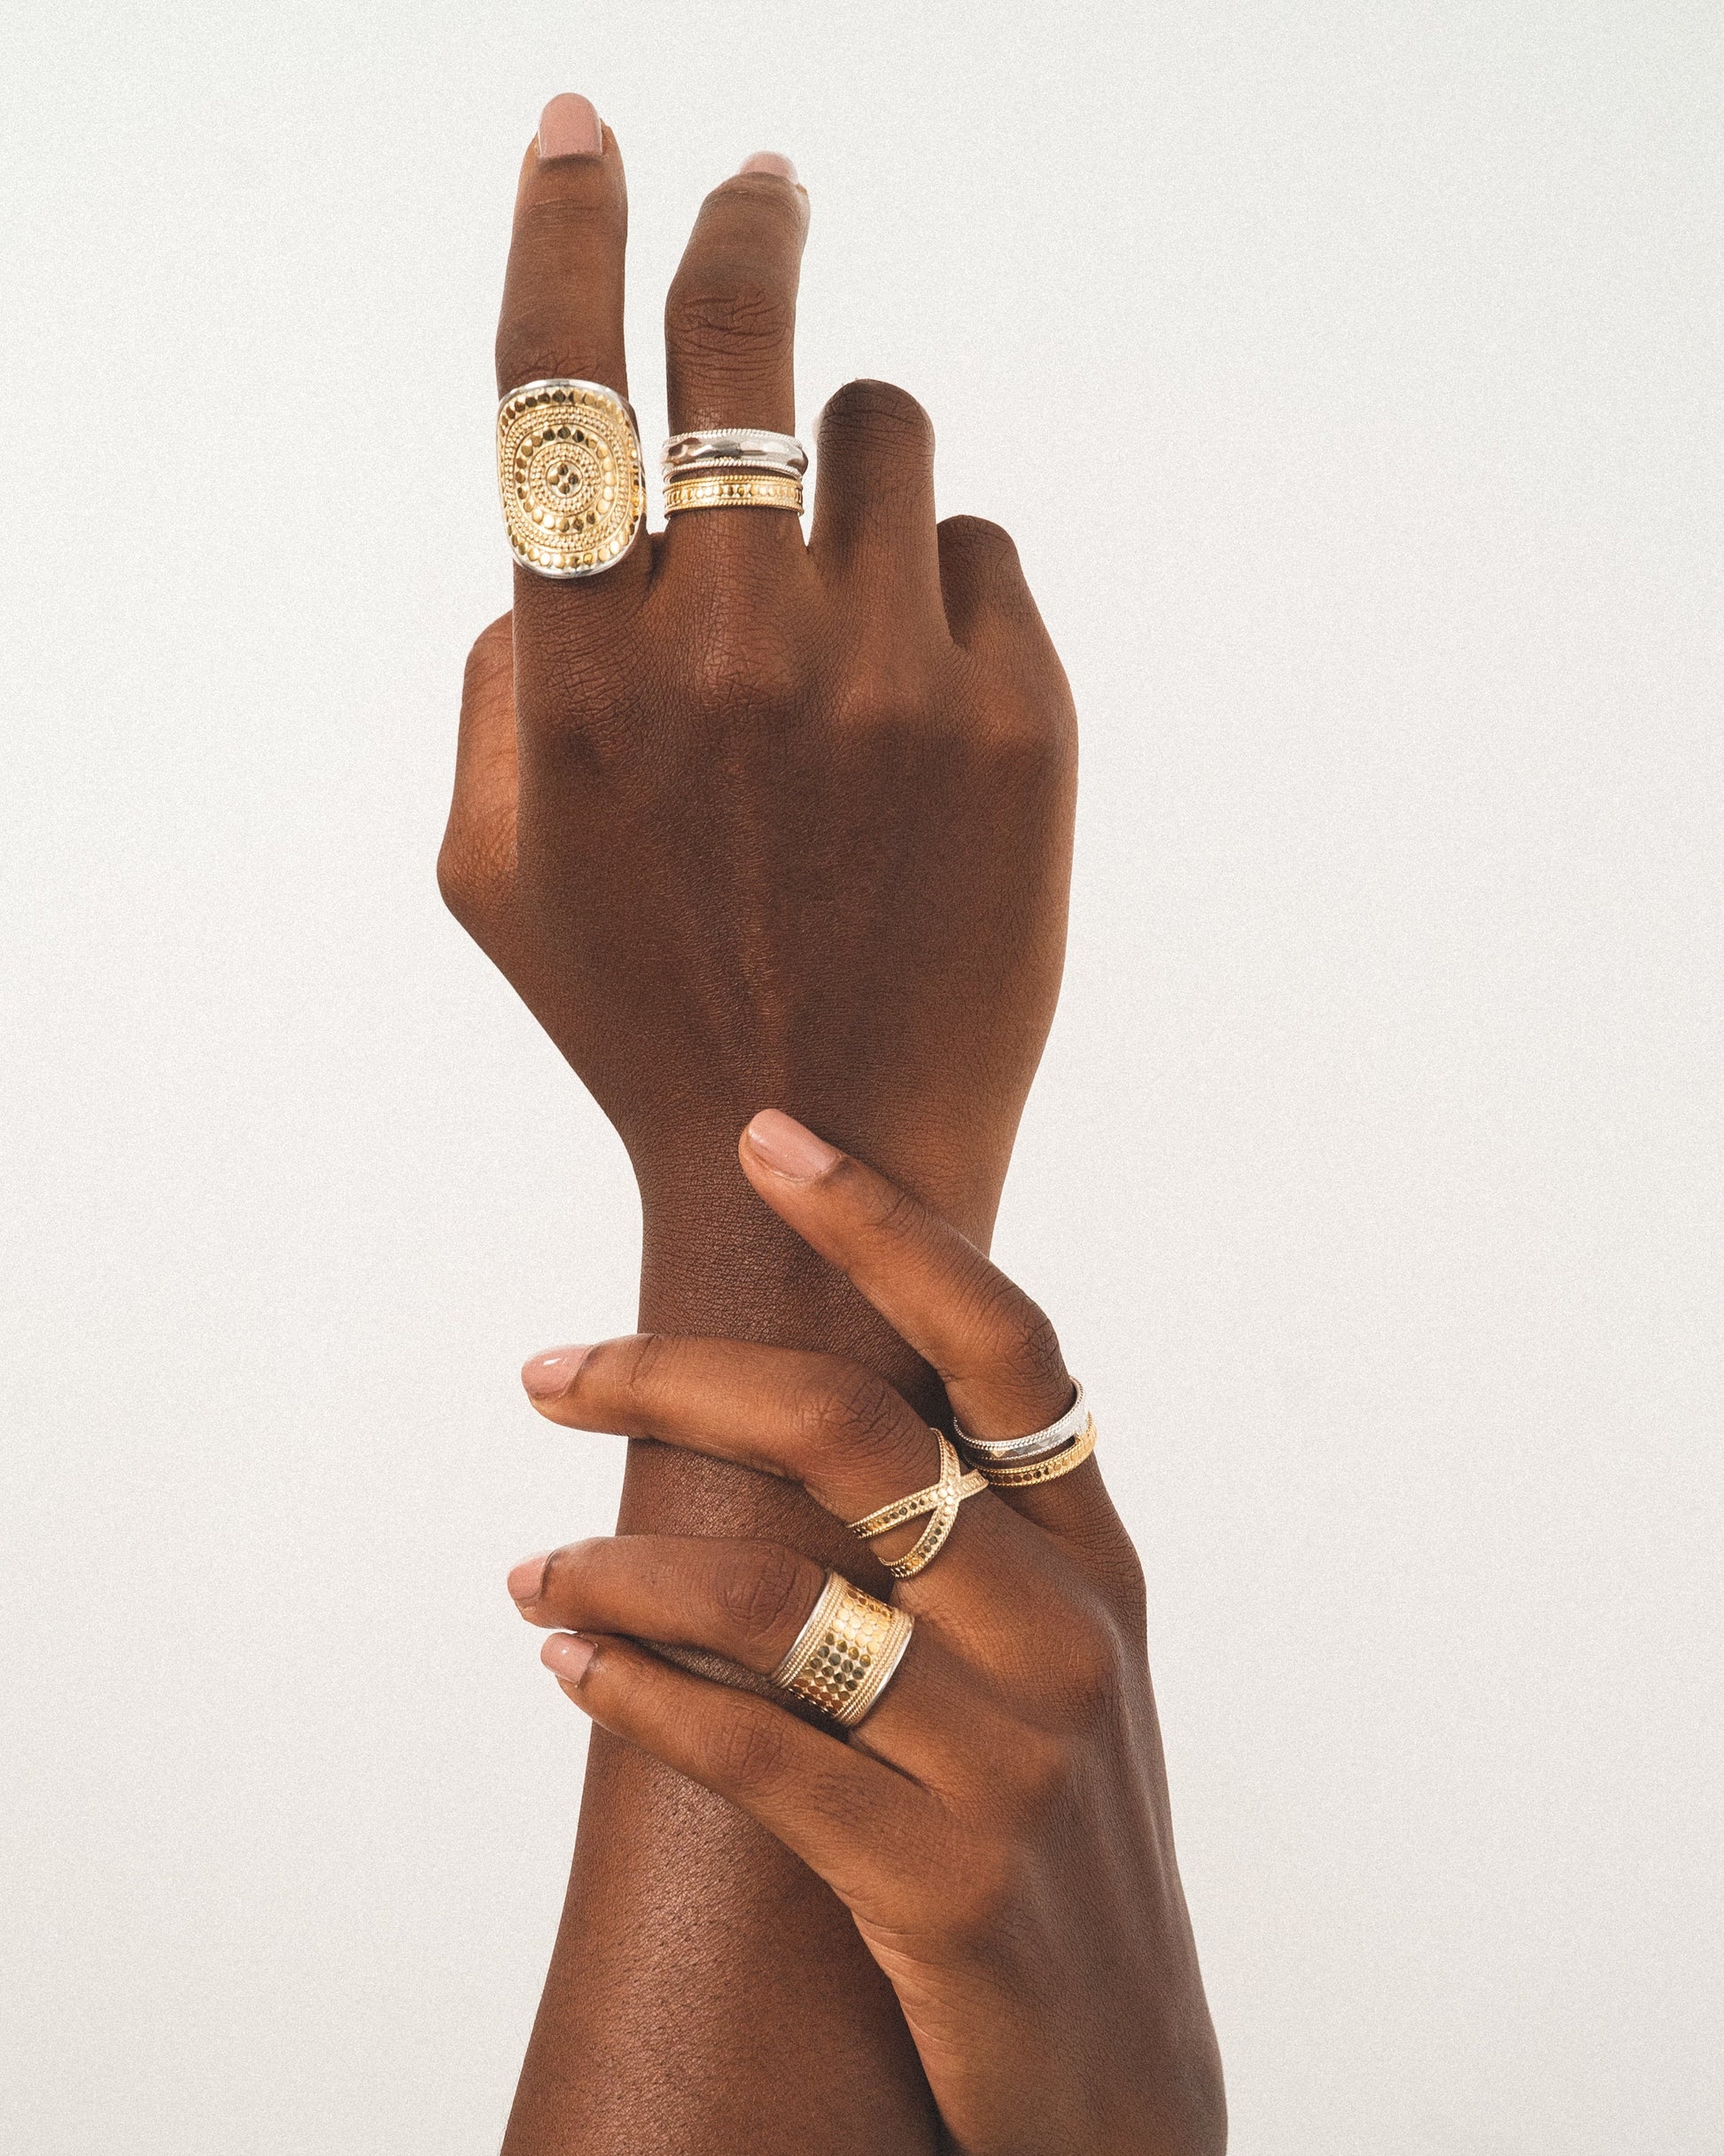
[{"left": 439, "top": 97, "right": 1076, "bottom": 2152}]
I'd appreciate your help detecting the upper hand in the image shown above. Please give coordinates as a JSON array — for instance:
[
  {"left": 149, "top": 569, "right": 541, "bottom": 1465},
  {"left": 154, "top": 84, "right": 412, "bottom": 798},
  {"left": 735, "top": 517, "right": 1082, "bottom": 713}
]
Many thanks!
[{"left": 439, "top": 107, "right": 1077, "bottom": 1240}]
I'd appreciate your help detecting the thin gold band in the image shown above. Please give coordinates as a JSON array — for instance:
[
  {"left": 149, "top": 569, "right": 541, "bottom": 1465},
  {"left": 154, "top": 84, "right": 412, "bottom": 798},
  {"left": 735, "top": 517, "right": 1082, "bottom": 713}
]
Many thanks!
[
  {"left": 975, "top": 1415, "right": 1098, "bottom": 1489},
  {"left": 849, "top": 1430, "right": 989, "bottom": 1540},
  {"left": 770, "top": 1572, "right": 914, "bottom": 1728},
  {"left": 663, "top": 471, "right": 804, "bottom": 514}
]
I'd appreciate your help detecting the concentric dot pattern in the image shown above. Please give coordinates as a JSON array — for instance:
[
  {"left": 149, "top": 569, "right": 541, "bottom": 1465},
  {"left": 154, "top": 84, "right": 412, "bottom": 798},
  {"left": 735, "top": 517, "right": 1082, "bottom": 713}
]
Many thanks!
[{"left": 497, "top": 382, "right": 644, "bottom": 576}]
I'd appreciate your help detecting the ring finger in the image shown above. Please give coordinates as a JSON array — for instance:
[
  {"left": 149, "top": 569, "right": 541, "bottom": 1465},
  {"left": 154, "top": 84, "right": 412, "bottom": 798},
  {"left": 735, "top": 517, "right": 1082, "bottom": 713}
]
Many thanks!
[{"left": 509, "top": 1532, "right": 1000, "bottom": 1783}]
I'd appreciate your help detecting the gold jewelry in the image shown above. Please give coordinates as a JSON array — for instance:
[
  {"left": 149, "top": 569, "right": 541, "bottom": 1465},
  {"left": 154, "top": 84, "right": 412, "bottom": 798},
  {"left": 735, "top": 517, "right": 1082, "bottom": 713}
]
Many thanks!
[
  {"left": 497, "top": 378, "right": 645, "bottom": 578},
  {"left": 770, "top": 1572, "right": 914, "bottom": 1728},
  {"left": 975, "top": 1414, "right": 1098, "bottom": 1489},
  {"left": 955, "top": 1380, "right": 1089, "bottom": 1468},
  {"left": 848, "top": 1429, "right": 987, "bottom": 1581},
  {"left": 663, "top": 471, "right": 804, "bottom": 516}
]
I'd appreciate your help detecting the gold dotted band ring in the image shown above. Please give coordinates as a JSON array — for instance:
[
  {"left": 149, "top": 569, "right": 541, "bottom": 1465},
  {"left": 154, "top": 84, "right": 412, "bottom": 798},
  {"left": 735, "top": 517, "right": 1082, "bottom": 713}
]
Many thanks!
[
  {"left": 497, "top": 379, "right": 646, "bottom": 578},
  {"left": 663, "top": 471, "right": 804, "bottom": 516},
  {"left": 975, "top": 1414, "right": 1098, "bottom": 1490},
  {"left": 770, "top": 1572, "right": 915, "bottom": 1728},
  {"left": 848, "top": 1429, "right": 988, "bottom": 1581},
  {"left": 955, "top": 1381, "right": 1089, "bottom": 1467}
]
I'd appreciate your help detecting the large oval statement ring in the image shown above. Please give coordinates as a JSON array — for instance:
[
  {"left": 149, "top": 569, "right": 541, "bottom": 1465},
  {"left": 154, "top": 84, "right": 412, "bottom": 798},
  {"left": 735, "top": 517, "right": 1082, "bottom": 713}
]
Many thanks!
[{"left": 497, "top": 378, "right": 646, "bottom": 578}]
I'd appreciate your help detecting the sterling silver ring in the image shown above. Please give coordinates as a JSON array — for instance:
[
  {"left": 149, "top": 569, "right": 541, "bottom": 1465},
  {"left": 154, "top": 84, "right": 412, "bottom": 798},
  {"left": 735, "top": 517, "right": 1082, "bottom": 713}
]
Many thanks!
[
  {"left": 954, "top": 1381, "right": 1090, "bottom": 1467},
  {"left": 661, "top": 427, "right": 808, "bottom": 479}
]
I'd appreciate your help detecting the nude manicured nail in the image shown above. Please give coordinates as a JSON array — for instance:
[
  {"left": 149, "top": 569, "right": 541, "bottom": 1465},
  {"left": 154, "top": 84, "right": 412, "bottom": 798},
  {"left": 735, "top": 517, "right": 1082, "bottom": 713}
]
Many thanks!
[
  {"left": 542, "top": 1633, "right": 595, "bottom": 1685},
  {"left": 538, "top": 93, "right": 603, "bottom": 161},
  {"left": 522, "top": 1346, "right": 592, "bottom": 1399},
  {"left": 508, "top": 1553, "right": 553, "bottom": 1605},
  {"left": 739, "top": 152, "right": 797, "bottom": 181},
  {"left": 745, "top": 1109, "right": 841, "bottom": 1181}
]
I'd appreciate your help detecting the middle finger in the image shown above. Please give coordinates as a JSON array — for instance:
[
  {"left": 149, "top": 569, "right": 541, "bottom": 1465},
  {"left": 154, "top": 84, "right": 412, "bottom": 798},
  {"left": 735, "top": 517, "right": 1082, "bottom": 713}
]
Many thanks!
[
  {"left": 523, "top": 1333, "right": 1012, "bottom": 1594},
  {"left": 659, "top": 158, "right": 812, "bottom": 580}
]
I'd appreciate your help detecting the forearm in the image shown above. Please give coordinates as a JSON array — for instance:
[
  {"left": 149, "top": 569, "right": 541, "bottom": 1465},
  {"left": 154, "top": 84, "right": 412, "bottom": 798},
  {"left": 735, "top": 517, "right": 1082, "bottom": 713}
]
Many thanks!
[{"left": 502, "top": 1156, "right": 998, "bottom": 2154}]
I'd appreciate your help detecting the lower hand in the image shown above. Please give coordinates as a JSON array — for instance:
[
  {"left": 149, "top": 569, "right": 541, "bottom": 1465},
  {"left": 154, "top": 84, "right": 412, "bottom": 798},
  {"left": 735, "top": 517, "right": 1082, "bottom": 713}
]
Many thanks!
[{"left": 506, "top": 1111, "right": 1225, "bottom": 2156}]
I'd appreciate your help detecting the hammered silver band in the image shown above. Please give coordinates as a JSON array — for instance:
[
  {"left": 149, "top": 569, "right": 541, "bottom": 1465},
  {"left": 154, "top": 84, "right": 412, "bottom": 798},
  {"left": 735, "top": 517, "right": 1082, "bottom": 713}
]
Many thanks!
[
  {"left": 954, "top": 1381, "right": 1089, "bottom": 1467},
  {"left": 662, "top": 427, "right": 807, "bottom": 479}
]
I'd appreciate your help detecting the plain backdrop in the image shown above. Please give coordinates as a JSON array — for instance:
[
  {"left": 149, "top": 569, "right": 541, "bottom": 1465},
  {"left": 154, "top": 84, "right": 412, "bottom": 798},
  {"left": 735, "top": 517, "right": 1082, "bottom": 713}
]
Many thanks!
[{"left": 2, "top": 4, "right": 1719, "bottom": 2151}]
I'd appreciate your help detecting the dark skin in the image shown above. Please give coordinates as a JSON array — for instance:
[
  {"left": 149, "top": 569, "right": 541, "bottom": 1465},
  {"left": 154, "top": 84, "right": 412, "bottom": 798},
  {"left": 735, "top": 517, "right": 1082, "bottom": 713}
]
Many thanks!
[
  {"left": 509, "top": 1119, "right": 1225, "bottom": 2155},
  {"left": 440, "top": 97, "right": 1211, "bottom": 2150}
]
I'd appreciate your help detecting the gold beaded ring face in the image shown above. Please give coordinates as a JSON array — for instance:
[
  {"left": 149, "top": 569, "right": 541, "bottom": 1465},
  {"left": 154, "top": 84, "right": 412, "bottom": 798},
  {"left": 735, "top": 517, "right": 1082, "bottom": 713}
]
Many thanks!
[
  {"left": 771, "top": 1573, "right": 915, "bottom": 1729},
  {"left": 497, "top": 378, "right": 645, "bottom": 577}
]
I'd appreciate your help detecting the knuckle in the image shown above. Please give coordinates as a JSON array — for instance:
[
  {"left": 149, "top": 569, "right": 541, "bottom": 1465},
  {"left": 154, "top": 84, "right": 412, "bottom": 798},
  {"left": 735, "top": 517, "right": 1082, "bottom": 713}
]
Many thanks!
[
  {"left": 1054, "top": 1609, "right": 1127, "bottom": 1718},
  {"left": 675, "top": 629, "right": 804, "bottom": 723},
  {"left": 854, "top": 1174, "right": 927, "bottom": 1248},
  {"left": 719, "top": 1543, "right": 812, "bottom": 1646},
  {"left": 665, "top": 261, "right": 795, "bottom": 362},
  {"left": 436, "top": 821, "right": 510, "bottom": 932},
  {"left": 937, "top": 512, "right": 1020, "bottom": 564},
  {"left": 800, "top": 1362, "right": 912, "bottom": 1467},
  {"left": 980, "top": 1277, "right": 1068, "bottom": 1396},
  {"left": 706, "top": 1702, "right": 792, "bottom": 1793},
  {"left": 434, "top": 829, "right": 480, "bottom": 922},
  {"left": 943, "top": 1840, "right": 1022, "bottom": 1953},
  {"left": 461, "top": 615, "right": 514, "bottom": 703},
  {"left": 1011, "top": 1728, "right": 1077, "bottom": 1810},
  {"left": 494, "top": 328, "right": 605, "bottom": 399},
  {"left": 820, "top": 377, "right": 935, "bottom": 455},
  {"left": 592, "top": 1332, "right": 667, "bottom": 1410}
]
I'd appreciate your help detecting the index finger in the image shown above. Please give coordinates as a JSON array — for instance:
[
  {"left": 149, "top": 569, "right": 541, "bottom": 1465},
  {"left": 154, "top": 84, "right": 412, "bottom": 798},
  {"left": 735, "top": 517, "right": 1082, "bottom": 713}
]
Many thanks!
[{"left": 494, "top": 96, "right": 649, "bottom": 688}]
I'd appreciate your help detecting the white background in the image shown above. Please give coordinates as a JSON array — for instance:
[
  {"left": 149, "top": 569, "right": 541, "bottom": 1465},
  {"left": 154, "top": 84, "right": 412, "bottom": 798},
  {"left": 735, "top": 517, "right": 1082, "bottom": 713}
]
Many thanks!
[{"left": 3, "top": 4, "right": 1719, "bottom": 2150}]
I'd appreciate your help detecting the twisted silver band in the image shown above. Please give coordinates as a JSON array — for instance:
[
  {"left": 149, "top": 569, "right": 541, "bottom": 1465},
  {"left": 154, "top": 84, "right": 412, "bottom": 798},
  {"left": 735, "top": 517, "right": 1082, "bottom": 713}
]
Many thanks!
[{"left": 953, "top": 1381, "right": 1089, "bottom": 1467}]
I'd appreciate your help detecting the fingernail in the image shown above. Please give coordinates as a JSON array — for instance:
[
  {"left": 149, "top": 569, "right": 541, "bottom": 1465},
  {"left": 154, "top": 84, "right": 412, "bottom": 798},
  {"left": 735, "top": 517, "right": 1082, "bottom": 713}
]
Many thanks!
[
  {"left": 522, "top": 1346, "right": 591, "bottom": 1400},
  {"left": 541, "top": 1633, "right": 595, "bottom": 1685},
  {"left": 744, "top": 1109, "right": 841, "bottom": 1182},
  {"left": 538, "top": 93, "right": 603, "bottom": 161},
  {"left": 739, "top": 152, "right": 797, "bottom": 182},
  {"left": 508, "top": 1553, "right": 553, "bottom": 1605}
]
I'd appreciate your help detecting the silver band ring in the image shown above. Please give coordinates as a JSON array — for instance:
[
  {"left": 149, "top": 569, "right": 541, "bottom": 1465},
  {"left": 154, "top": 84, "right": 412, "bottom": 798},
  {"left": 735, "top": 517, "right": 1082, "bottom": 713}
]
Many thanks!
[
  {"left": 662, "top": 427, "right": 807, "bottom": 478},
  {"left": 954, "top": 1381, "right": 1089, "bottom": 1467}
]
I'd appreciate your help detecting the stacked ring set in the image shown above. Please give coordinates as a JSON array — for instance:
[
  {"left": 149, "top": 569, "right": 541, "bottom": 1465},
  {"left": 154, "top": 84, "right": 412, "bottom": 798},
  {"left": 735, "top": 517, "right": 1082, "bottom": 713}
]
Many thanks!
[
  {"left": 496, "top": 377, "right": 805, "bottom": 578},
  {"left": 769, "top": 1387, "right": 1102, "bottom": 1732}
]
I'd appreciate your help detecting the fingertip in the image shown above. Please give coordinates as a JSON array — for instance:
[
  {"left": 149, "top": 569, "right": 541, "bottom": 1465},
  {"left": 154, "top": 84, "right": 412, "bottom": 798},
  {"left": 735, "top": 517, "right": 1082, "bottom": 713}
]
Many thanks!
[
  {"left": 522, "top": 1345, "right": 593, "bottom": 1407},
  {"left": 538, "top": 93, "right": 604, "bottom": 163},
  {"left": 542, "top": 1632, "right": 596, "bottom": 1685},
  {"left": 508, "top": 1552, "right": 553, "bottom": 1605},
  {"left": 742, "top": 1109, "right": 843, "bottom": 1184}
]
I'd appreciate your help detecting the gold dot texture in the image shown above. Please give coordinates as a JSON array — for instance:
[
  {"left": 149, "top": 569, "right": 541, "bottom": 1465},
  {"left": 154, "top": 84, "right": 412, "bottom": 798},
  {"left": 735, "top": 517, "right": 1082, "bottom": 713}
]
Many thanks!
[{"left": 497, "top": 381, "right": 644, "bottom": 576}]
